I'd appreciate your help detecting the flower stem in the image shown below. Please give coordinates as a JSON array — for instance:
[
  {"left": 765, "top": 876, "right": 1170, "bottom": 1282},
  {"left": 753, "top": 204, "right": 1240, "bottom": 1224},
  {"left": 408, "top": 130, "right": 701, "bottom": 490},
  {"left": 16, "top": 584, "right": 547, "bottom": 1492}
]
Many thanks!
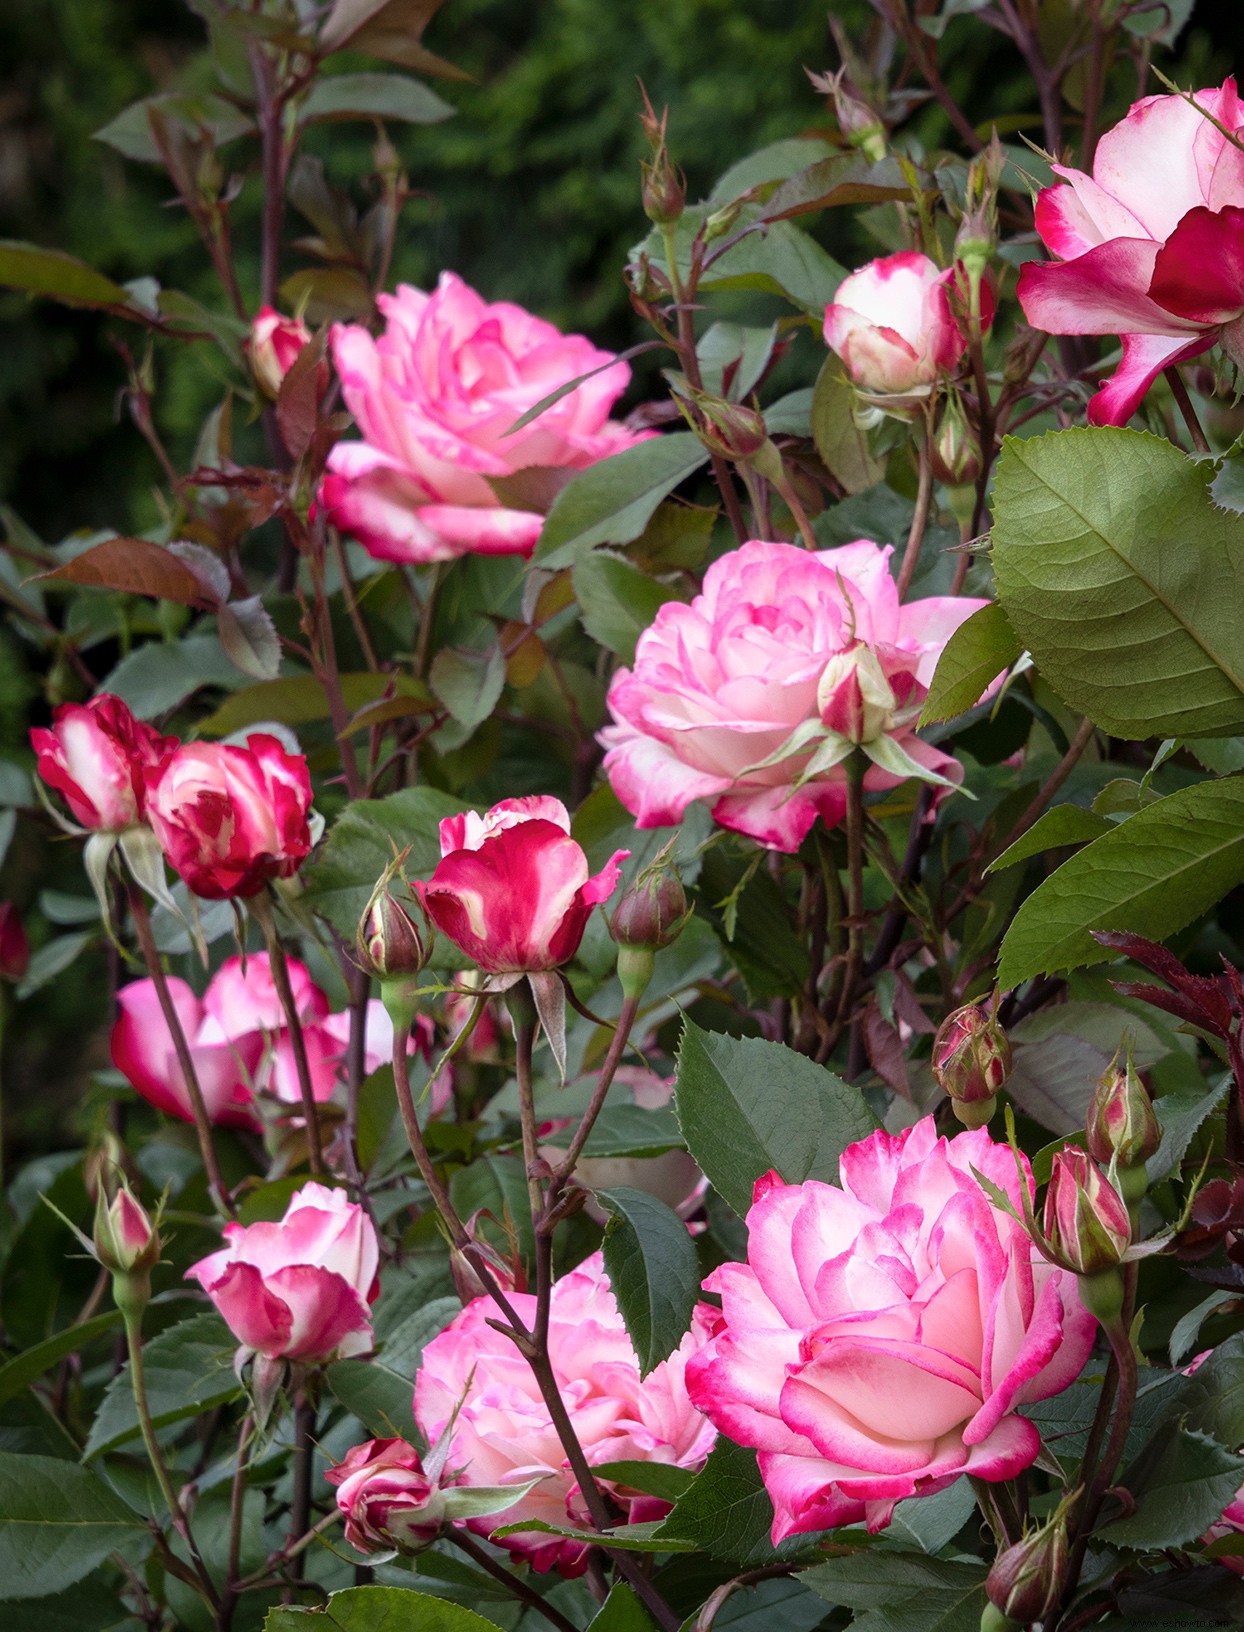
[
  {"left": 546, "top": 991, "right": 642, "bottom": 1196},
  {"left": 252, "top": 889, "right": 324, "bottom": 1176},
  {"left": 447, "top": 1531, "right": 580, "bottom": 1632},
  {"left": 896, "top": 415, "right": 934, "bottom": 599},
  {"left": 835, "top": 752, "right": 868, "bottom": 1039},
  {"left": 1164, "top": 365, "right": 1210, "bottom": 454},
  {"left": 126, "top": 884, "right": 232, "bottom": 1218}
]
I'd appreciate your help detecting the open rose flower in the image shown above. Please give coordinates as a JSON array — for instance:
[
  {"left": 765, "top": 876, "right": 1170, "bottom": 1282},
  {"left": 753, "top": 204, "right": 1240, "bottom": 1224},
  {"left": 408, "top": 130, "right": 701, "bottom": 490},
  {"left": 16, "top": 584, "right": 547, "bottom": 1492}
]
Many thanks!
[
  {"left": 321, "top": 272, "right": 647, "bottom": 564},
  {"left": 823, "top": 252, "right": 979, "bottom": 396},
  {"left": 414, "top": 1251, "right": 716, "bottom": 1574},
  {"left": 325, "top": 1438, "right": 446, "bottom": 1554},
  {"left": 146, "top": 735, "right": 312, "bottom": 899},
  {"left": 686, "top": 1117, "right": 1097, "bottom": 1541},
  {"left": 601, "top": 539, "right": 990, "bottom": 853},
  {"left": 187, "top": 1182, "right": 379, "bottom": 1363},
  {"left": 32, "top": 694, "right": 173, "bottom": 832},
  {"left": 1018, "top": 78, "right": 1244, "bottom": 424},
  {"left": 418, "top": 796, "right": 626, "bottom": 976}
]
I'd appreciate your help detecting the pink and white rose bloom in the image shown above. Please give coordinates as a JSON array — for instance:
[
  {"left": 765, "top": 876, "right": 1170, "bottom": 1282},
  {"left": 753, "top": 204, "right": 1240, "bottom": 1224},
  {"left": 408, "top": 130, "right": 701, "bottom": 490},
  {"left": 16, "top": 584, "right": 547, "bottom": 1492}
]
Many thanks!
[
  {"left": 418, "top": 796, "right": 627, "bottom": 975},
  {"left": 414, "top": 1251, "right": 717, "bottom": 1575},
  {"left": 187, "top": 1182, "right": 379, "bottom": 1363},
  {"left": 823, "top": 252, "right": 974, "bottom": 395},
  {"left": 686, "top": 1117, "right": 1097, "bottom": 1542},
  {"left": 321, "top": 272, "right": 647, "bottom": 565},
  {"left": 145, "top": 735, "right": 313, "bottom": 899},
  {"left": 32, "top": 694, "right": 173, "bottom": 832},
  {"left": 601, "top": 539, "right": 990, "bottom": 853},
  {"left": 1018, "top": 78, "right": 1244, "bottom": 425}
]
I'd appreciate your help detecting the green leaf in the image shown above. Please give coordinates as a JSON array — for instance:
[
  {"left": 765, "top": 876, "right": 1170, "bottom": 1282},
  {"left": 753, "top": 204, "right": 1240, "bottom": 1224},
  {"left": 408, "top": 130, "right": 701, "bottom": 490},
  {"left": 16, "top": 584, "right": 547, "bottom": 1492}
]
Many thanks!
[
  {"left": 674, "top": 1019, "right": 878, "bottom": 1218},
  {"left": 996, "top": 776, "right": 1244, "bottom": 987},
  {"left": 1150, "top": 1078, "right": 1229, "bottom": 1183},
  {"left": 0, "top": 1452, "right": 146, "bottom": 1600},
  {"left": 82, "top": 1314, "right": 241, "bottom": 1459},
  {"left": 328, "top": 1295, "right": 457, "bottom": 1438},
  {"left": 1179, "top": 1332, "right": 1244, "bottom": 1449},
  {"left": 988, "top": 805, "right": 1113, "bottom": 872},
  {"left": 599, "top": 1187, "right": 700, "bottom": 1376},
  {"left": 263, "top": 1585, "right": 507, "bottom": 1629},
  {"left": 1169, "top": 1290, "right": 1234, "bottom": 1368},
  {"left": 708, "top": 137, "right": 837, "bottom": 206},
  {"left": 757, "top": 153, "right": 910, "bottom": 223},
  {"left": 2, "top": 1579, "right": 134, "bottom": 1631},
  {"left": 592, "top": 1461, "right": 695, "bottom": 1503},
  {"left": 0, "top": 241, "right": 133, "bottom": 311},
  {"left": 920, "top": 602, "right": 1021, "bottom": 726},
  {"left": 300, "top": 72, "right": 455, "bottom": 125},
  {"left": 489, "top": 1517, "right": 693, "bottom": 1552},
  {"left": 1005, "top": 1000, "right": 1170, "bottom": 1136},
  {"left": 887, "top": 1479, "right": 977, "bottom": 1555},
  {"left": 992, "top": 428, "right": 1244, "bottom": 738},
  {"left": 802, "top": 1551, "right": 989, "bottom": 1632},
  {"left": 102, "top": 635, "right": 247, "bottom": 719},
  {"left": 654, "top": 1437, "right": 791, "bottom": 1565},
  {"left": 586, "top": 1585, "right": 655, "bottom": 1631},
  {"left": 535, "top": 435, "right": 709, "bottom": 570},
  {"left": 541, "top": 1102, "right": 684, "bottom": 1159},
  {"left": 708, "top": 1578, "right": 828, "bottom": 1632},
  {"left": 94, "top": 93, "right": 253, "bottom": 163},
  {"left": 811, "top": 358, "right": 884, "bottom": 495},
  {"left": 1103, "top": 1428, "right": 1244, "bottom": 1549},
  {"left": 217, "top": 597, "right": 281, "bottom": 681},
  {"left": 429, "top": 645, "right": 506, "bottom": 729},
  {"left": 199, "top": 673, "right": 429, "bottom": 735},
  {"left": 573, "top": 550, "right": 680, "bottom": 662},
  {"left": 301, "top": 785, "right": 470, "bottom": 937},
  {"left": 0, "top": 1311, "right": 121, "bottom": 1408}
]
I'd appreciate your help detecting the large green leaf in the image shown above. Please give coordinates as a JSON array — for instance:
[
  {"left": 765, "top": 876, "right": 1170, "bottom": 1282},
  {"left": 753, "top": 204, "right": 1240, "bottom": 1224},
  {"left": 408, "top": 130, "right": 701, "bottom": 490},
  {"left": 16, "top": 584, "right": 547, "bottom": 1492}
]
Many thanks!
[
  {"left": 654, "top": 1437, "right": 794, "bottom": 1565},
  {"left": 599, "top": 1187, "right": 700, "bottom": 1376},
  {"left": 0, "top": 241, "right": 133, "bottom": 311},
  {"left": 0, "top": 1453, "right": 146, "bottom": 1600},
  {"left": 587, "top": 1583, "right": 656, "bottom": 1631},
  {"left": 992, "top": 428, "right": 1244, "bottom": 738},
  {"left": 300, "top": 72, "right": 455, "bottom": 125},
  {"left": 996, "top": 776, "right": 1244, "bottom": 987},
  {"left": 674, "top": 1019, "right": 877, "bottom": 1218},
  {"left": 1103, "top": 1428, "right": 1244, "bottom": 1550},
  {"left": 573, "top": 550, "right": 680, "bottom": 662},
  {"left": 802, "top": 1551, "right": 989, "bottom": 1632},
  {"left": 83, "top": 1314, "right": 241, "bottom": 1459},
  {"left": 264, "top": 1586, "right": 506, "bottom": 1629},
  {"left": 535, "top": 435, "right": 709, "bottom": 570},
  {"left": 920, "top": 602, "right": 1021, "bottom": 726},
  {"left": 810, "top": 358, "right": 885, "bottom": 495},
  {"left": 0, "top": 1311, "right": 121, "bottom": 1407}
]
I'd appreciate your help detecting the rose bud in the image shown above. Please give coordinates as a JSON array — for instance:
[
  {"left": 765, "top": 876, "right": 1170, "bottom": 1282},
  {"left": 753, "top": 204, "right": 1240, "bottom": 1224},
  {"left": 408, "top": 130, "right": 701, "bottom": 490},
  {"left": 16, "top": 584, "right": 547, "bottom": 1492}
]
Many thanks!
[
  {"left": 823, "top": 252, "right": 971, "bottom": 398},
  {"left": 828, "top": 73, "right": 886, "bottom": 164},
  {"left": 1043, "top": 1148, "right": 1131, "bottom": 1282},
  {"left": 32, "top": 694, "right": 173, "bottom": 833},
  {"left": 325, "top": 1438, "right": 446, "bottom": 1554},
  {"left": 983, "top": 1494, "right": 1072, "bottom": 1630},
  {"left": 1086, "top": 1045, "right": 1161, "bottom": 1195},
  {"left": 358, "top": 867, "right": 427, "bottom": 984},
  {"left": 186, "top": 1182, "right": 379, "bottom": 1365},
  {"left": 679, "top": 392, "right": 769, "bottom": 463},
  {"left": 638, "top": 96, "right": 685, "bottom": 227},
  {"left": 146, "top": 735, "right": 313, "bottom": 900},
  {"left": 610, "top": 850, "right": 689, "bottom": 953},
  {"left": 0, "top": 903, "right": 29, "bottom": 982},
  {"left": 931, "top": 1001, "right": 1012, "bottom": 1128},
  {"left": 94, "top": 1183, "right": 161, "bottom": 1322},
  {"left": 817, "top": 646, "right": 902, "bottom": 745},
  {"left": 248, "top": 306, "right": 323, "bottom": 400},
  {"left": 929, "top": 397, "right": 981, "bottom": 487}
]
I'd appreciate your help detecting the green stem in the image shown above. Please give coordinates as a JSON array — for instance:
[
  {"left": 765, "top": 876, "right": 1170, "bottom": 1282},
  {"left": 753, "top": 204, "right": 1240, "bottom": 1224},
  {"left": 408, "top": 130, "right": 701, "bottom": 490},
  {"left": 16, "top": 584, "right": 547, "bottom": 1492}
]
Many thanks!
[
  {"left": 896, "top": 413, "right": 934, "bottom": 599},
  {"left": 835, "top": 753, "right": 868, "bottom": 1034},
  {"left": 547, "top": 992, "right": 642, "bottom": 1194},
  {"left": 252, "top": 890, "right": 324, "bottom": 1175}
]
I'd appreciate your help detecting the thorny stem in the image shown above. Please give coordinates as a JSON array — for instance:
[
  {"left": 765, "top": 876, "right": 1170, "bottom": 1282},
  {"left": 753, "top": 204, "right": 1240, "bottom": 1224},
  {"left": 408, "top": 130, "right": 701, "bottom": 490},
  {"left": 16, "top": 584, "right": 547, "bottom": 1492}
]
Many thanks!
[
  {"left": 252, "top": 890, "right": 324, "bottom": 1176},
  {"left": 1164, "top": 365, "right": 1211, "bottom": 454},
  {"left": 897, "top": 414, "right": 934, "bottom": 599},
  {"left": 511, "top": 1010, "right": 545, "bottom": 1223},
  {"left": 286, "top": 1392, "right": 315, "bottom": 1589},
  {"left": 250, "top": 42, "right": 287, "bottom": 313},
  {"left": 235, "top": 1511, "right": 342, "bottom": 1592},
  {"left": 217, "top": 1413, "right": 255, "bottom": 1632},
  {"left": 126, "top": 885, "right": 232, "bottom": 1217},
  {"left": 447, "top": 1531, "right": 580, "bottom": 1632}
]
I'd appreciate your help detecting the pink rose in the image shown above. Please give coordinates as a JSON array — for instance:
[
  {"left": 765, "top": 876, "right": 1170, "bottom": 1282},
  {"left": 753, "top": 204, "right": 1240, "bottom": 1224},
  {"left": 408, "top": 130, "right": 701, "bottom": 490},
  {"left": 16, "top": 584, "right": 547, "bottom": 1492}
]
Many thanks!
[
  {"left": 601, "top": 539, "right": 989, "bottom": 853},
  {"left": 414, "top": 1250, "right": 716, "bottom": 1575},
  {"left": 248, "top": 306, "right": 324, "bottom": 400},
  {"left": 112, "top": 974, "right": 265, "bottom": 1130},
  {"left": 146, "top": 734, "right": 312, "bottom": 899},
  {"left": 1017, "top": 78, "right": 1244, "bottom": 425},
  {"left": 187, "top": 1181, "right": 379, "bottom": 1363},
  {"left": 325, "top": 1438, "right": 445, "bottom": 1554},
  {"left": 686, "top": 1117, "right": 1097, "bottom": 1542},
  {"left": 32, "top": 694, "right": 173, "bottom": 832},
  {"left": 417, "top": 796, "right": 626, "bottom": 975},
  {"left": 321, "top": 272, "right": 647, "bottom": 565},
  {"left": 823, "top": 252, "right": 975, "bottom": 395}
]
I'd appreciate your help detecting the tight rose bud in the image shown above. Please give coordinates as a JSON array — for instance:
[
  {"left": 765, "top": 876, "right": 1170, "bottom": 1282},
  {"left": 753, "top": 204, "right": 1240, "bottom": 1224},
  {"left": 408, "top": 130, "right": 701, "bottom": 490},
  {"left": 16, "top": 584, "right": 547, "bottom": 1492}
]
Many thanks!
[
  {"left": 984, "top": 1493, "right": 1073, "bottom": 1629},
  {"left": 1044, "top": 1148, "right": 1131, "bottom": 1279},
  {"left": 931, "top": 1001, "right": 1012, "bottom": 1128},
  {"left": 930, "top": 397, "right": 981, "bottom": 487},
  {"left": 325, "top": 1438, "right": 446, "bottom": 1554},
  {"left": 610, "top": 848, "right": 689, "bottom": 1002},
  {"left": 1087, "top": 1046, "right": 1161, "bottom": 1183},
  {"left": 817, "top": 647, "right": 899, "bottom": 744},
  {"left": 95, "top": 1183, "right": 161, "bottom": 1323},
  {"left": 639, "top": 90, "right": 685, "bottom": 226},
  {"left": 249, "top": 306, "right": 318, "bottom": 400},
  {"left": 0, "top": 903, "right": 28, "bottom": 982},
  {"left": 358, "top": 860, "right": 428, "bottom": 982},
  {"left": 828, "top": 70, "right": 886, "bottom": 163}
]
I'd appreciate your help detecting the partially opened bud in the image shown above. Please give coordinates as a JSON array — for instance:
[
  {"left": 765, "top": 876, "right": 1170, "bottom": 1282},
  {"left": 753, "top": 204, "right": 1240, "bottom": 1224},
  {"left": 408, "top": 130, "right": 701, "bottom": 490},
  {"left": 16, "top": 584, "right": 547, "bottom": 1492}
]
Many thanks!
[
  {"left": 94, "top": 1184, "right": 161, "bottom": 1276},
  {"left": 931, "top": 1001, "right": 1011, "bottom": 1127},
  {"left": 1043, "top": 1148, "right": 1131, "bottom": 1276},
  {"left": 248, "top": 307, "right": 321, "bottom": 400},
  {"left": 1086, "top": 1046, "right": 1161, "bottom": 1173},
  {"left": 325, "top": 1438, "right": 446, "bottom": 1554},
  {"left": 817, "top": 646, "right": 897, "bottom": 744},
  {"left": 829, "top": 72, "right": 886, "bottom": 163},
  {"left": 985, "top": 1494, "right": 1072, "bottom": 1626},
  {"left": 930, "top": 397, "right": 981, "bottom": 487},
  {"left": 358, "top": 864, "right": 428, "bottom": 982}
]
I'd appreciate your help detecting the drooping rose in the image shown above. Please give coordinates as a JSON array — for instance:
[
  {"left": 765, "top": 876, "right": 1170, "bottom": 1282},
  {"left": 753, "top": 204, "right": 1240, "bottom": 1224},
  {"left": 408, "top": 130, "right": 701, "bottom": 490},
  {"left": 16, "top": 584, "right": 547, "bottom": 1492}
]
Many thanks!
[
  {"left": 187, "top": 1181, "right": 379, "bottom": 1363},
  {"left": 248, "top": 306, "right": 324, "bottom": 400},
  {"left": 414, "top": 1251, "right": 716, "bottom": 1575},
  {"left": 1017, "top": 78, "right": 1244, "bottom": 424},
  {"left": 325, "top": 1438, "right": 446, "bottom": 1554},
  {"left": 686, "top": 1117, "right": 1097, "bottom": 1542},
  {"left": 418, "top": 796, "right": 626, "bottom": 975},
  {"left": 145, "top": 735, "right": 312, "bottom": 899},
  {"left": 601, "top": 539, "right": 990, "bottom": 853},
  {"left": 32, "top": 695, "right": 173, "bottom": 832},
  {"left": 823, "top": 252, "right": 975, "bottom": 395},
  {"left": 321, "top": 272, "right": 648, "bottom": 565}
]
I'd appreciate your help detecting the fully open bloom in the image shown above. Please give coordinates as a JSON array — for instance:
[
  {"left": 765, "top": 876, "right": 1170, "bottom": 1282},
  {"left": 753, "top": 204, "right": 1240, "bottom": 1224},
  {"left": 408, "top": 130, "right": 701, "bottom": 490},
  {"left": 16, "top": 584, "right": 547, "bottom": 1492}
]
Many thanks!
[
  {"left": 187, "top": 1182, "right": 379, "bottom": 1363},
  {"left": 414, "top": 1251, "right": 716, "bottom": 1574},
  {"left": 686, "top": 1117, "right": 1097, "bottom": 1542},
  {"left": 325, "top": 1438, "right": 446, "bottom": 1554},
  {"left": 823, "top": 252, "right": 974, "bottom": 395},
  {"left": 321, "top": 272, "right": 646, "bottom": 564},
  {"left": 601, "top": 539, "right": 989, "bottom": 853},
  {"left": 32, "top": 695, "right": 173, "bottom": 832},
  {"left": 418, "top": 797, "right": 626, "bottom": 975},
  {"left": 146, "top": 735, "right": 312, "bottom": 899},
  {"left": 1017, "top": 79, "right": 1244, "bottom": 424}
]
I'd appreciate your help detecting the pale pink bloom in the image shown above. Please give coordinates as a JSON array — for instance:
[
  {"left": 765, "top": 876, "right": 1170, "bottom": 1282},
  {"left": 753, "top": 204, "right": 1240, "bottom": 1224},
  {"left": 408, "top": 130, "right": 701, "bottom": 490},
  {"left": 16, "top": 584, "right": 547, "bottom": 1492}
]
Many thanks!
[
  {"left": 321, "top": 272, "right": 647, "bottom": 564},
  {"left": 601, "top": 539, "right": 989, "bottom": 853},
  {"left": 112, "top": 974, "right": 265, "bottom": 1130},
  {"left": 146, "top": 735, "right": 312, "bottom": 899},
  {"left": 325, "top": 1438, "right": 445, "bottom": 1553},
  {"left": 248, "top": 306, "right": 324, "bottom": 400},
  {"left": 187, "top": 1181, "right": 379, "bottom": 1363},
  {"left": 32, "top": 695, "right": 173, "bottom": 832},
  {"left": 823, "top": 252, "right": 972, "bottom": 394},
  {"left": 415, "top": 1251, "right": 716, "bottom": 1575},
  {"left": 418, "top": 796, "right": 626, "bottom": 974},
  {"left": 686, "top": 1117, "right": 1097, "bottom": 1543},
  {"left": 1018, "top": 78, "right": 1244, "bottom": 424}
]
